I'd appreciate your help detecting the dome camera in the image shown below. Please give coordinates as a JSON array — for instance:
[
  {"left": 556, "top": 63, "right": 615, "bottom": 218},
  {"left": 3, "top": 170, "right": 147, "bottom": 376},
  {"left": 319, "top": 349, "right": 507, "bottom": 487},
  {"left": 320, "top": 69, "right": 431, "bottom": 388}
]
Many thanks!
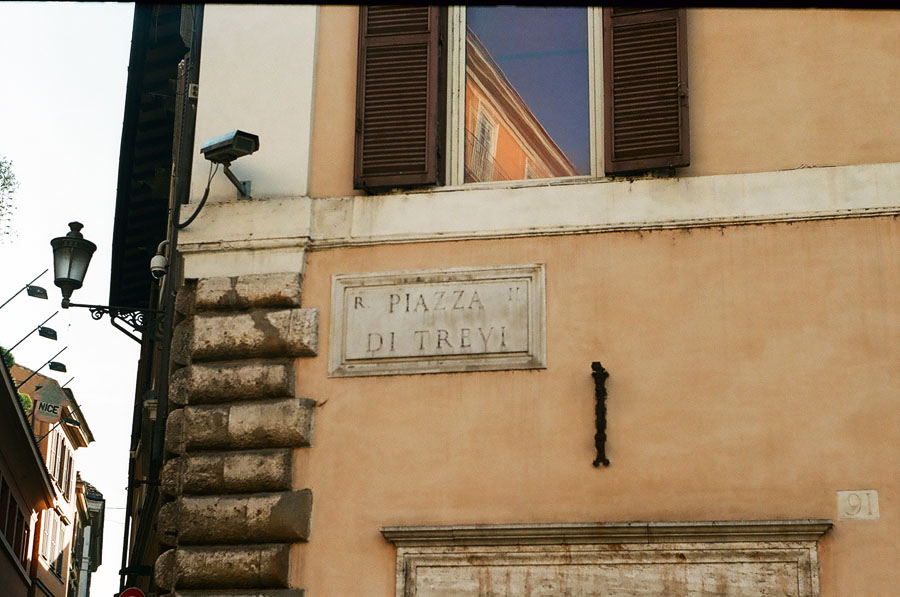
[
  {"left": 150, "top": 253, "right": 168, "bottom": 280},
  {"left": 150, "top": 240, "right": 169, "bottom": 280}
]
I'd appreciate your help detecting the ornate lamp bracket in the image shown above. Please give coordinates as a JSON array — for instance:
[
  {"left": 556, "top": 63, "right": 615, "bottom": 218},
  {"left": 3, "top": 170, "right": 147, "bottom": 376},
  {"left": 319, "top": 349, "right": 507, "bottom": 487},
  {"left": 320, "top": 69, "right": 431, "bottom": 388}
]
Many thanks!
[
  {"left": 50, "top": 222, "right": 167, "bottom": 344},
  {"left": 67, "top": 301, "right": 164, "bottom": 343}
]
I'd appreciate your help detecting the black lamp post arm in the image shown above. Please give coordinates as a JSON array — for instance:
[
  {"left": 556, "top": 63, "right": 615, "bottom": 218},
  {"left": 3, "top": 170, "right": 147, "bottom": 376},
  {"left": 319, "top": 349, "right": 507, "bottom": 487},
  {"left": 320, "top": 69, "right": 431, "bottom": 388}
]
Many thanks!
[{"left": 64, "top": 301, "right": 164, "bottom": 343}]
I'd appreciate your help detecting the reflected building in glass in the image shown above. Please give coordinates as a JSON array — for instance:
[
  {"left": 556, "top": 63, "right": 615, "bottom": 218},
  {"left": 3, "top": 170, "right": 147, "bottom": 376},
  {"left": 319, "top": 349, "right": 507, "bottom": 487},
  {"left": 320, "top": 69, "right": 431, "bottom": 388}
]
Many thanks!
[
  {"left": 464, "top": 7, "right": 589, "bottom": 183},
  {"left": 465, "top": 31, "right": 578, "bottom": 182}
]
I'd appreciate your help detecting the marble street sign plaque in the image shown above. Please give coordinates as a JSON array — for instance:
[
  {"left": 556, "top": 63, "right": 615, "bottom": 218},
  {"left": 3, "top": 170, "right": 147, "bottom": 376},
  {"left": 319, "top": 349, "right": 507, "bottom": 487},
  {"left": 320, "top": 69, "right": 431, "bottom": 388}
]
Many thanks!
[{"left": 329, "top": 265, "right": 546, "bottom": 377}]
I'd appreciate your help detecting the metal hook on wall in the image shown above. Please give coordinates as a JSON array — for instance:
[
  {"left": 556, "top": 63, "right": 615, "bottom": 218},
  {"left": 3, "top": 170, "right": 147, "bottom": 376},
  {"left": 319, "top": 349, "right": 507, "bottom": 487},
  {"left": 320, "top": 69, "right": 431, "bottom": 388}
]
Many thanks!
[{"left": 591, "top": 361, "right": 610, "bottom": 467}]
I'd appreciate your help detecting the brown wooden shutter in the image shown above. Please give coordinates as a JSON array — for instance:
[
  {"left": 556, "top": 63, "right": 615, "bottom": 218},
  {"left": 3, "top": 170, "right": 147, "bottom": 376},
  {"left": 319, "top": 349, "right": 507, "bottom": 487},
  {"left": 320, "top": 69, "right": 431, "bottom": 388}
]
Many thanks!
[
  {"left": 354, "top": 6, "right": 444, "bottom": 191},
  {"left": 603, "top": 8, "right": 689, "bottom": 175}
]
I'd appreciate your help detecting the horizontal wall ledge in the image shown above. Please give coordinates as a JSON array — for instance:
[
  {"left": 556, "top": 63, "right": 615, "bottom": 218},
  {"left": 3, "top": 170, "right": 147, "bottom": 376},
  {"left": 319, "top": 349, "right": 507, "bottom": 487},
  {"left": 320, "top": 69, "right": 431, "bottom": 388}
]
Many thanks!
[
  {"left": 320, "top": 162, "right": 900, "bottom": 247},
  {"left": 178, "top": 163, "right": 900, "bottom": 276},
  {"left": 381, "top": 520, "right": 834, "bottom": 547}
]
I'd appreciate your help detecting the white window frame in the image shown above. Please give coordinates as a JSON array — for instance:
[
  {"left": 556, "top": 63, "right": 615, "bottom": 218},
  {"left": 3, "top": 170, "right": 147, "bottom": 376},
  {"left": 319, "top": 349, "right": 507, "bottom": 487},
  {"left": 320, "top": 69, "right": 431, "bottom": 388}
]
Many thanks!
[
  {"left": 445, "top": 6, "right": 604, "bottom": 187},
  {"left": 524, "top": 157, "right": 537, "bottom": 180}
]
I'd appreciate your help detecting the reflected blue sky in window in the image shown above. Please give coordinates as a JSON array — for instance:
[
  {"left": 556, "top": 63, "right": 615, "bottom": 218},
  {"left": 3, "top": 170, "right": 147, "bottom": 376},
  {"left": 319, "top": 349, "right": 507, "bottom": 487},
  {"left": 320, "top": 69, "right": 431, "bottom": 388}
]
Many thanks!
[{"left": 467, "top": 6, "right": 589, "bottom": 174}]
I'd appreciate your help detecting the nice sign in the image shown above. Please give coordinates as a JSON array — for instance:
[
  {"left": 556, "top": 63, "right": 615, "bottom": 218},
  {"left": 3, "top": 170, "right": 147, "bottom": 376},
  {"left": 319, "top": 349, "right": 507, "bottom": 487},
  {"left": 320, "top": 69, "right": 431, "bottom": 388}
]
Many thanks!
[{"left": 34, "top": 384, "right": 68, "bottom": 423}]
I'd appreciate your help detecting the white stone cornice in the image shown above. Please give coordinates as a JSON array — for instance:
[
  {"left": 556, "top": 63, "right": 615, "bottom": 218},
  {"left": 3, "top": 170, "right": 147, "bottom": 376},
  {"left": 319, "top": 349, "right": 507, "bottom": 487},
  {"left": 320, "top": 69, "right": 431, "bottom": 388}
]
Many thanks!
[
  {"left": 381, "top": 519, "right": 834, "bottom": 547},
  {"left": 177, "top": 163, "right": 900, "bottom": 277},
  {"left": 317, "top": 162, "right": 900, "bottom": 247}
]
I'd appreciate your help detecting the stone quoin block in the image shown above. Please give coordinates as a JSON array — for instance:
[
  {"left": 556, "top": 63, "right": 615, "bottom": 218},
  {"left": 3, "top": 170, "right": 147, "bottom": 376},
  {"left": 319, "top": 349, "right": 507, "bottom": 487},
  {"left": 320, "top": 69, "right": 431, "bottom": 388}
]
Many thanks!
[
  {"left": 169, "top": 361, "right": 295, "bottom": 406},
  {"left": 165, "top": 398, "right": 315, "bottom": 455},
  {"left": 175, "top": 282, "right": 197, "bottom": 317},
  {"left": 161, "top": 449, "right": 293, "bottom": 497},
  {"left": 166, "top": 590, "right": 305, "bottom": 597},
  {"left": 154, "top": 544, "right": 291, "bottom": 590},
  {"left": 190, "top": 308, "right": 318, "bottom": 361},
  {"left": 171, "top": 319, "right": 194, "bottom": 366},
  {"left": 194, "top": 277, "right": 236, "bottom": 311},
  {"left": 196, "top": 273, "right": 303, "bottom": 311},
  {"left": 158, "top": 490, "right": 312, "bottom": 546}
]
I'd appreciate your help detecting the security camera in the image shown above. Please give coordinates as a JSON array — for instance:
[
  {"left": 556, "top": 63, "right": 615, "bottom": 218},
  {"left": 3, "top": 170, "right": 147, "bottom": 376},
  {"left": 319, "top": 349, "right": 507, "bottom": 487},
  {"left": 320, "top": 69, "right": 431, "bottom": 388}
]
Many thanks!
[
  {"left": 199, "top": 130, "right": 259, "bottom": 199},
  {"left": 150, "top": 240, "right": 169, "bottom": 280},
  {"left": 200, "top": 130, "right": 259, "bottom": 165},
  {"left": 150, "top": 254, "right": 168, "bottom": 280}
]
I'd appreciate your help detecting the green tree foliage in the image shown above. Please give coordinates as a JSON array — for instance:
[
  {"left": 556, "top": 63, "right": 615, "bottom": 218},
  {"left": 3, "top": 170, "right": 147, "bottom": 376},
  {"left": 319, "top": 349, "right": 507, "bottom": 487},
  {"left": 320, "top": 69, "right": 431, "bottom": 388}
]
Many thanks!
[
  {"left": 1, "top": 346, "right": 13, "bottom": 369},
  {"left": 0, "top": 155, "right": 19, "bottom": 239},
  {"left": 1, "top": 347, "right": 29, "bottom": 412},
  {"left": 18, "top": 392, "right": 32, "bottom": 414}
]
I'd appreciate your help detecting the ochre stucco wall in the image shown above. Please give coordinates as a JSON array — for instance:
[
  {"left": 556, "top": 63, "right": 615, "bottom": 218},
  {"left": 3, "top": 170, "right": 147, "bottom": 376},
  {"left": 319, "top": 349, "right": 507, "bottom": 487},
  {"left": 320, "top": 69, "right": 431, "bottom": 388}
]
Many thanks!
[
  {"left": 292, "top": 216, "right": 900, "bottom": 595},
  {"left": 308, "top": 5, "right": 361, "bottom": 199},
  {"left": 308, "top": 8, "right": 900, "bottom": 197},
  {"left": 683, "top": 9, "right": 900, "bottom": 178}
]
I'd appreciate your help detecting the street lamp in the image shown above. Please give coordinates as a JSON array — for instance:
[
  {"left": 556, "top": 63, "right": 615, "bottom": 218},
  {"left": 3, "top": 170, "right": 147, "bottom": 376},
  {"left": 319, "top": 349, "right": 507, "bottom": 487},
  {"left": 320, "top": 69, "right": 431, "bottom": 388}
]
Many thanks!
[
  {"left": 50, "top": 222, "right": 163, "bottom": 343},
  {"left": 50, "top": 222, "right": 96, "bottom": 306}
]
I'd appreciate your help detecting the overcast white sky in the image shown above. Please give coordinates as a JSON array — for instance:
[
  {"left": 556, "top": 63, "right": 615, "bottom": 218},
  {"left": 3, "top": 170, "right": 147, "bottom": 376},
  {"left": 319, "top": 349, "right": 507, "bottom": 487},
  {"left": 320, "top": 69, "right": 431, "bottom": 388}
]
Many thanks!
[{"left": 0, "top": 3, "right": 138, "bottom": 594}]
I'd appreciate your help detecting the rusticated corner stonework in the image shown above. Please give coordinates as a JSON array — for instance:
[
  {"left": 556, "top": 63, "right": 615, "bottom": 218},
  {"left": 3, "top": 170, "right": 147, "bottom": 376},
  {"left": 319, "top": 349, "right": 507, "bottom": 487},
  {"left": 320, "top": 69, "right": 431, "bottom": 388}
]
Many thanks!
[{"left": 156, "top": 273, "right": 316, "bottom": 596}]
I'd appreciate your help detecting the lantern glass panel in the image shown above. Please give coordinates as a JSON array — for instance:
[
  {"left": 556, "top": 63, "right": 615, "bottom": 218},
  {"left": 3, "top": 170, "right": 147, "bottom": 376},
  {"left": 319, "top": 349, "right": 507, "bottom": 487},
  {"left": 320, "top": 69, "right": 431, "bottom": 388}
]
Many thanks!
[
  {"left": 53, "top": 245, "right": 76, "bottom": 285},
  {"left": 68, "top": 248, "right": 92, "bottom": 288}
]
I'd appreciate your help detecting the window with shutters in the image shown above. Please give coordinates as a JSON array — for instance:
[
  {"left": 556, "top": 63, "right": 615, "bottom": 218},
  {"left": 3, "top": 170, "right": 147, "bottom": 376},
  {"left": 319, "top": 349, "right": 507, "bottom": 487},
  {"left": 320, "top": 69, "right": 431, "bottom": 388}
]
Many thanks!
[
  {"left": 13, "top": 510, "right": 24, "bottom": 564},
  {"left": 49, "top": 430, "right": 58, "bottom": 478},
  {"left": 20, "top": 518, "right": 29, "bottom": 566},
  {"left": 354, "top": 6, "right": 444, "bottom": 190},
  {"left": 53, "top": 517, "right": 64, "bottom": 573},
  {"left": 45, "top": 508, "right": 67, "bottom": 575},
  {"left": 355, "top": 6, "right": 688, "bottom": 191},
  {"left": 48, "top": 512, "right": 58, "bottom": 569},
  {"left": 50, "top": 433, "right": 74, "bottom": 498},
  {"left": 41, "top": 511, "right": 50, "bottom": 560},
  {"left": 467, "top": 110, "right": 497, "bottom": 182},
  {"left": 60, "top": 450, "right": 67, "bottom": 494},
  {"left": 0, "top": 475, "right": 27, "bottom": 566},
  {"left": 62, "top": 453, "right": 71, "bottom": 498},
  {"left": 5, "top": 489, "right": 16, "bottom": 542},
  {"left": 603, "top": 8, "right": 689, "bottom": 174},
  {"left": 65, "top": 453, "right": 73, "bottom": 498},
  {"left": 55, "top": 434, "right": 65, "bottom": 481},
  {"left": 0, "top": 476, "right": 8, "bottom": 537}
]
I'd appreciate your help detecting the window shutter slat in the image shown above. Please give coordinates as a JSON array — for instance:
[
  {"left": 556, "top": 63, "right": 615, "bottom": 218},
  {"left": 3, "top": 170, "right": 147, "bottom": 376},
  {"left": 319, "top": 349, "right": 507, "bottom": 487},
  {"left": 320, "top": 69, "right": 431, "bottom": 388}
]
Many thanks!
[
  {"left": 355, "top": 6, "right": 443, "bottom": 191},
  {"left": 604, "top": 8, "right": 689, "bottom": 174}
]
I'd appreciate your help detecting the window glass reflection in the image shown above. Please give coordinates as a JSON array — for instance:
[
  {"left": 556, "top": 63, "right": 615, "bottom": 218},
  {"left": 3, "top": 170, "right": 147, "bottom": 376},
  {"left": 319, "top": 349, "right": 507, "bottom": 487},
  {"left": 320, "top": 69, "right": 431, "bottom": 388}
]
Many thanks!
[{"left": 465, "top": 7, "right": 589, "bottom": 183}]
